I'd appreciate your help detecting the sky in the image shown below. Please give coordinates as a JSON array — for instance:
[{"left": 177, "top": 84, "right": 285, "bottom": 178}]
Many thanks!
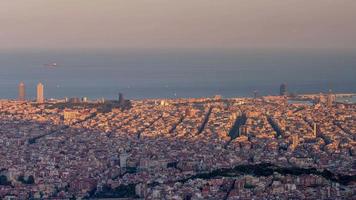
[{"left": 1, "top": 0, "right": 356, "bottom": 50}]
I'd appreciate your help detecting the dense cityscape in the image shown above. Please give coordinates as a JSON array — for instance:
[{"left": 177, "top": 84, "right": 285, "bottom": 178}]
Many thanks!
[
  {"left": 2, "top": 0, "right": 356, "bottom": 199},
  {"left": 0, "top": 83, "right": 355, "bottom": 199}
]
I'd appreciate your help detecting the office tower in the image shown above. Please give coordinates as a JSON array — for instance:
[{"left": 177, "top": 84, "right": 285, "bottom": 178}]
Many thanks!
[
  {"left": 18, "top": 82, "right": 26, "bottom": 101},
  {"left": 119, "top": 93, "right": 124, "bottom": 105},
  {"left": 36, "top": 82, "right": 44, "bottom": 103},
  {"left": 280, "top": 83, "right": 287, "bottom": 96},
  {"left": 327, "top": 89, "right": 334, "bottom": 107}
]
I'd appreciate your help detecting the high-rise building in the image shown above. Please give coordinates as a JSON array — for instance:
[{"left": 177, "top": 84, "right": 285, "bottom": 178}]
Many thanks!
[
  {"left": 280, "top": 83, "right": 287, "bottom": 96},
  {"left": 327, "top": 89, "right": 334, "bottom": 107},
  {"left": 36, "top": 82, "right": 44, "bottom": 103},
  {"left": 119, "top": 93, "right": 124, "bottom": 105},
  {"left": 18, "top": 82, "right": 26, "bottom": 101}
]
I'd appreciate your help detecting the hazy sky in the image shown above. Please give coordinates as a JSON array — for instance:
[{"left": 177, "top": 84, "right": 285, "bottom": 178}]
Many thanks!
[{"left": 1, "top": 0, "right": 356, "bottom": 50}]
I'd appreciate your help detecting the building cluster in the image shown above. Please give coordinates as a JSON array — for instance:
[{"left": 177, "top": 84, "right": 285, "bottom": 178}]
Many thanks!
[
  {"left": 17, "top": 82, "right": 45, "bottom": 104},
  {"left": 0, "top": 95, "right": 355, "bottom": 199}
]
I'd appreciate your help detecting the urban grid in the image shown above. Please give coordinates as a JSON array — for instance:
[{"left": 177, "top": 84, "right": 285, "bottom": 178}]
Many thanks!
[{"left": 0, "top": 82, "right": 355, "bottom": 199}]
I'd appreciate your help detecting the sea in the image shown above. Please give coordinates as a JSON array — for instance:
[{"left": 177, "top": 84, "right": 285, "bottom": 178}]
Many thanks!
[{"left": 0, "top": 49, "right": 355, "bottom": 100}]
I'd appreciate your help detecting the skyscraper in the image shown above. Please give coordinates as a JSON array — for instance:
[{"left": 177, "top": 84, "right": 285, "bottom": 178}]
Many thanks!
[
  {"left": 18, "top": 82, "right": 26, "bottom": 101},
  {"left": 327, "top": 89, "right": 334, "bottom": 107},
  {"left": 37, "top": 82, "right": 44, "bottom": 103},
  {"left": 280, "top": 83, "right": 287, "bottom": 96},
  {"left": 119, "top": 93, "right": 124, "bottom": 105}
]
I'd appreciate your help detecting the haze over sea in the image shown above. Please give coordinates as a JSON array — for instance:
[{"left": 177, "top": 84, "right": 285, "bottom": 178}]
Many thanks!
[{"left": 1, "top": 49, "right": 355, "bottom": 100}]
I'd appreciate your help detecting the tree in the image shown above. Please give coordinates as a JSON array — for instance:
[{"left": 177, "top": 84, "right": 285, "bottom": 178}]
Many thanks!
[
  {"left": 26, "top": 175, "right": 35, "bottom": 184},
  {"left": 17, "top": 175, "right": 25, "bottom": 182},
  {"left": 0, "top": 175, "right": 10, "bottom": 186},
  {"left": 17, "top": 174, "right": 35, "bottom": 184}
]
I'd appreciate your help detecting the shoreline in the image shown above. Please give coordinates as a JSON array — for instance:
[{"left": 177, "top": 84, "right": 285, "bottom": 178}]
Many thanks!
[{"left": 0, "top": 92, "right": 355, "bottom": 102}]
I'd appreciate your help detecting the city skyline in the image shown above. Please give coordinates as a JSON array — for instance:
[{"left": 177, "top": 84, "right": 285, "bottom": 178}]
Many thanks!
[
  {"left": 1, "top": 1, "right": 355, "bottom": 199},
  {"left": 12, "top": 81, "right": 356, "bottom": 103}
]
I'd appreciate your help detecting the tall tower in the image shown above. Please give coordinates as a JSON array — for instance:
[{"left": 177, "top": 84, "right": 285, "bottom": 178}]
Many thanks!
[
  {"left": 36, "top": 82, "right": 44, "bottom": 103},
  {"left": 119, "top": 93, "right": 124, "bottom": 105},
  {"left": 18, "top": 82, "right": 26, "bottom": 101},
  {"left": 327, "top": 89, "right": 334, "bottom": 108},
  {"left": 280, "top": 83, "right": 287, "bottom": 96}
]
